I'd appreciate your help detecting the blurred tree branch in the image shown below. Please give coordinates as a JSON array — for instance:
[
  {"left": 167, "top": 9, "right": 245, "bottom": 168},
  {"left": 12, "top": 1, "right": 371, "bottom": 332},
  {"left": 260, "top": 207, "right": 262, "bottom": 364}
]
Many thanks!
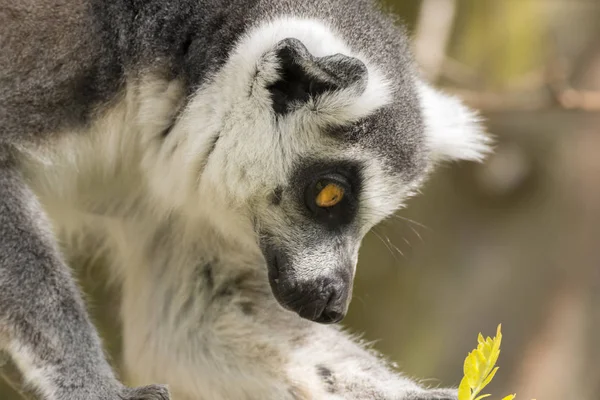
[
  {"left": 415, "top": 0, "right": 600, "bottom": 112},
  {"left": 414, "top": 0, "right": 457, "bottom": 81}
]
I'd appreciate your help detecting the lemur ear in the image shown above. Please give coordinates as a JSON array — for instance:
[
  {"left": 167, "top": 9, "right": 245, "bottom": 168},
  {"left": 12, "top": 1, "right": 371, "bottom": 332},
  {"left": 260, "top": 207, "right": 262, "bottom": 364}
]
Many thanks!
[
  {"left": 417, "top": 82, "right": 492, "bottom": 162},
  {"left": 267, "top": 38, "right": 368, "bottom": 115}
]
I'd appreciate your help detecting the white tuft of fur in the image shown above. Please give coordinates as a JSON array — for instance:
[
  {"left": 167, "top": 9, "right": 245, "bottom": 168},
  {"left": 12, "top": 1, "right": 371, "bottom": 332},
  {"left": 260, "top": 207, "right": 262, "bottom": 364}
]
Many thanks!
[
  {"left": 8, "top": 341, "right": 58, "bottom": 399},
  {"left": 417, "top": 81, "right": 492, "bottom": 163}
]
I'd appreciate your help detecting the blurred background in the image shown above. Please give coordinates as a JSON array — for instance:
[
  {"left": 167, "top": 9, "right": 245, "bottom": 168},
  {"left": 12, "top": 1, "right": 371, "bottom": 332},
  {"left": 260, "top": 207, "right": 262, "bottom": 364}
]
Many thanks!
[
  {"left": 346, "top": 1, "right": 600, "bottom": 399},
  {"left": 2, "top": 0, "right": 599, "bottom": 399}
]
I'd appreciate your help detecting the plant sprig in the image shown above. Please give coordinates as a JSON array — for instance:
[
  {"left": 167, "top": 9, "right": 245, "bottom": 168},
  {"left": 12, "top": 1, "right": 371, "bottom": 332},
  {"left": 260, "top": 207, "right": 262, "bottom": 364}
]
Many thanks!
[{"left": 457, "top": 324, "right": 516, "bottom": 400}]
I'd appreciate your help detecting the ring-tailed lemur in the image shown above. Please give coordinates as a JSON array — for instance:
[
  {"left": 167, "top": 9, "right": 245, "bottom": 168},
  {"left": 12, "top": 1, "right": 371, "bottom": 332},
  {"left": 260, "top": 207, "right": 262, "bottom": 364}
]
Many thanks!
[{"left": 0, "top": 0, "right": 490, "bottom": 399}]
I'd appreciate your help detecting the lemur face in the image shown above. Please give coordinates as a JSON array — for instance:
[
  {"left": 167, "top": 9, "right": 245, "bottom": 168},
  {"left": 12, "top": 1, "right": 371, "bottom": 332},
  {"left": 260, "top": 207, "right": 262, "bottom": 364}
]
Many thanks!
[{"left": 187, "top": 19, "right": 490, "bottom": 323}]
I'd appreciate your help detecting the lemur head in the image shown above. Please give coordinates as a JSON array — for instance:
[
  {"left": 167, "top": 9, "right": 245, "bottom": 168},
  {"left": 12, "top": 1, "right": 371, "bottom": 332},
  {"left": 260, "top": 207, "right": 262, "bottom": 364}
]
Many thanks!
[{"left": 170, "top": 18, "right": 490, "bottom": 324}]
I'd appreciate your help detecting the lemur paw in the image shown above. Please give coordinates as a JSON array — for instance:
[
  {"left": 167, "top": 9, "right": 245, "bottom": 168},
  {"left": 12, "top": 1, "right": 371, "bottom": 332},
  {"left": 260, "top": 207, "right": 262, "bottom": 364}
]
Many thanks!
[
  {"left": 408, "top": 388, "right": 457, "bottom": 400},
  {"left": 122, "top": 384, "right": 170, "bottom": 400}
]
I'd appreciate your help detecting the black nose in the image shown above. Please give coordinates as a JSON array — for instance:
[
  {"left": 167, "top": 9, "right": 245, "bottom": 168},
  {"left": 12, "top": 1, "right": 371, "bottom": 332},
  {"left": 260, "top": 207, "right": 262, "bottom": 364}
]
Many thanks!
[
  {"left": 314, "top": 300, "right": 345, "bottom": 324},
  {"left": 300, "top": 282, "right": 348, "bottom": 324},
  {"left": 272, "top": 277, "right": 350, "bottom": 324},
  {"left": 262, "top": 243, "right": 352, "bottom": 324}
]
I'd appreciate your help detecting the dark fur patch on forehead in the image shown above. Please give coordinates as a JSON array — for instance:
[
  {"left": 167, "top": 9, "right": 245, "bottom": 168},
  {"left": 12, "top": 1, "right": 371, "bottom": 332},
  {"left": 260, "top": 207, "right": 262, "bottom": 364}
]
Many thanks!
[
  {"left": 267, "top": 38, "right": 368, "bottom": 115},
  {"left": 326, "top": 104, "right": 428, "bottom": 182}
]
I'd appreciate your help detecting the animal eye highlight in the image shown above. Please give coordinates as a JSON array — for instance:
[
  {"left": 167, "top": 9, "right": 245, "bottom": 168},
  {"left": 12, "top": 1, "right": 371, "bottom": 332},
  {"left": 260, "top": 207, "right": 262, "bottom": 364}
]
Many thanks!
[
  {"left": 302, "top": 170, "right": 358, "bottom": 228},
  {"left": 315, "top": 182, "right": 345, "bottom": 208}
]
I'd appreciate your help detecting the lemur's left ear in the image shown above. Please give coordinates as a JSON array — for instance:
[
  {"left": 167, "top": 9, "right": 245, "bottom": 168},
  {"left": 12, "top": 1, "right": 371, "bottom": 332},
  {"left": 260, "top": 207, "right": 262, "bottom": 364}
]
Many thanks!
[
  {"left": 418, "top": 82, "right": 492, "bottom": 162},
  {"left": 267, "top": 38, "right": 368, "bottom": 115}
]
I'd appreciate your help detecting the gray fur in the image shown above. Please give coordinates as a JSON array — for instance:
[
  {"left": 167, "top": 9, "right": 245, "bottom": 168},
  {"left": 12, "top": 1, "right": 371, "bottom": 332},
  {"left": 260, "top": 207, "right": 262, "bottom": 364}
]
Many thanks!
[
  {"left": 0, "top": 1, "right": 123, "bottom": 141},
  {"left": 1, "top": 0, "right": 422, "bottom": 172},
  {"left": 0, "top": 153, "right": 168, "bottom": 399},
  {"left": 0, "top": 0, "right": 489, "bottom": 399}
]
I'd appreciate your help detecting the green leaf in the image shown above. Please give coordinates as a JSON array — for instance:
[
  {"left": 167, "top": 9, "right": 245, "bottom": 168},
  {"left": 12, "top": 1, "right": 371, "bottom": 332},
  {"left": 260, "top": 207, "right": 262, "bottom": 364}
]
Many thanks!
[{"left": 474, "top": 394, "right": 491, "bottom": 400}]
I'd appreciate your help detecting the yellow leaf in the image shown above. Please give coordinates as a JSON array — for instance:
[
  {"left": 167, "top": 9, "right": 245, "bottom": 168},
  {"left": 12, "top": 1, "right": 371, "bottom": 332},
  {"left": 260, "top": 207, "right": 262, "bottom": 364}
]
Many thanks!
[
  {"left": 483, "top": 339, "right": 493, "bottom": 358},
  {"left": 486, "top": 349, "right": 500, "bottom": 377},
  {"left": 458, "top": 376, "right": 471, "bottom": 400},
  {"left": 489, "top": 325, "right": 502, "bottom": 368},
  {"left": 478, "top": 343, "right": 490, "bottom": 360},
  {"left": 460, "top": 325, "right": 526, "bottom": 400},
  {"left": 464, "top": 351, "right": 480, "bottom": 388},
  {"left": 480, "top": 366, "right": 499, "bottom": 390},
  {"left": 475, "top": 350, "right": 486, "bottom": 370}
]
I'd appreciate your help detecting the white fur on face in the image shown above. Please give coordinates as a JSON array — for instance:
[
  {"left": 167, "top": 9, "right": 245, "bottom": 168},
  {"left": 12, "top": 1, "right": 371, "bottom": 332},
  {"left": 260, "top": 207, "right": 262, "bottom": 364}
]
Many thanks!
[
  {"left": 151, "top": 18, "right": 393, "bottom": 223},
  {"left": 17, "top": 17, "right": 396, "bottom": 254},
  {"left": 417, "top": 81, "right": 492, "bottom": 163},
  {"left": 19, "top": 17, "right": 490, "bottom": 260}
]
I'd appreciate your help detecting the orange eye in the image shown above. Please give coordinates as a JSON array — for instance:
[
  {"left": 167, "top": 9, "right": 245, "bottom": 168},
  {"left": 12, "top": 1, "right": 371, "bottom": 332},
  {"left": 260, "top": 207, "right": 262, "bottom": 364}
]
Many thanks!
[{"left": 315, "top": 183, "right": 345, "bottom": 208}]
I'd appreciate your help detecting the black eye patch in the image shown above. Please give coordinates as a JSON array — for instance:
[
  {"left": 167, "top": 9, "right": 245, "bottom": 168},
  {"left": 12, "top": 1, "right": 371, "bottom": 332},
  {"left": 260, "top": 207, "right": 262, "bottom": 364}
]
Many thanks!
[
  {"left": 290, "top": 160, "right": 363, "bottom": 231},
  {"left": 305, "top": 175, "right": 353, "bottom": 228}
]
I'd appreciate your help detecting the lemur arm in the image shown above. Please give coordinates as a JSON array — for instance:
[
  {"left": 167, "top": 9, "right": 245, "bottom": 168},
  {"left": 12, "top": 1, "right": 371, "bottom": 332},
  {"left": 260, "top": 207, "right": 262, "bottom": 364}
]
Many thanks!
[
  {"left": 0, "top": 156, "right": 169, "bottom": 400},
  {"left": 118, "top": 231, "right": 457, "bottom": 400}
]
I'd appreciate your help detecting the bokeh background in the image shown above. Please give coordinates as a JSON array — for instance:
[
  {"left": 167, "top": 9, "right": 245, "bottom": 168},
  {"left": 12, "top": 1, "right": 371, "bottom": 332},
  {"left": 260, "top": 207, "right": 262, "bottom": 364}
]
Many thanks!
[{"left": 2, "top": 0, "right": 599, "bottom": 399}]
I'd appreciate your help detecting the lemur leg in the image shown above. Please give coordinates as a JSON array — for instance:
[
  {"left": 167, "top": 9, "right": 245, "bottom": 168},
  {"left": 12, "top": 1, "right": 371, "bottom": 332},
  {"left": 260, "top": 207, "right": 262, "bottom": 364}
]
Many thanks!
[
  {"left": 119, "top": 227, "right": 455, "bottom": 400},
  {"left": 0, "top": 158, "right": 168, "bottom": 400}
]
